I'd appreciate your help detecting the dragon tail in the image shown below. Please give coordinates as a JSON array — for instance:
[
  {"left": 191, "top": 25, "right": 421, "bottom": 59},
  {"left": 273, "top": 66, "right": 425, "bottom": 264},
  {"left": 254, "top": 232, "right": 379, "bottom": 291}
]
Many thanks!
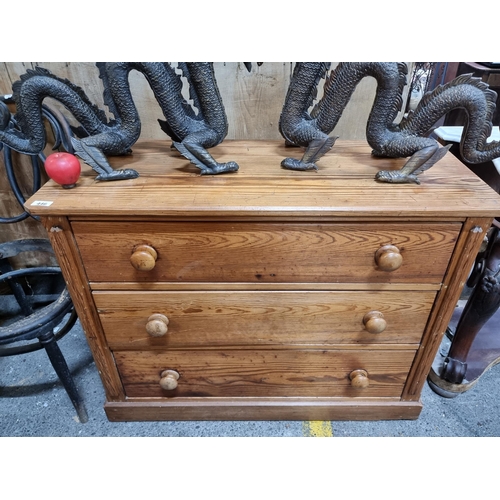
[
  {"left": 13, "top": 66, "right": 109, "bottom": 131},
  {"left": 0, "top": 66, "right": 110, "bottom": 155},
  {"left": 400, "top": 73, "right": 500, "bottom": 163}
]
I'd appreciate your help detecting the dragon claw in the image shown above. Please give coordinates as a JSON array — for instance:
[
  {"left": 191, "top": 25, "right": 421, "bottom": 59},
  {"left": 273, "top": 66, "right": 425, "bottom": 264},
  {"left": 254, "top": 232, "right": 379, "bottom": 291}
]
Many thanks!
[
  {"left": 95, "top": 168, "right": 139, "bottom": 181},
  {"left": 375, "top": 170, "right": 420, "bottom": 184},
  {"left": 199, "top": 161, "right": 239, "bottom": 175},
  {"left": 174, "top": 141, "right": 239, "bottom": 175},
  {"left": 281, "top": 157, "right": 318, "bottom": 171}
]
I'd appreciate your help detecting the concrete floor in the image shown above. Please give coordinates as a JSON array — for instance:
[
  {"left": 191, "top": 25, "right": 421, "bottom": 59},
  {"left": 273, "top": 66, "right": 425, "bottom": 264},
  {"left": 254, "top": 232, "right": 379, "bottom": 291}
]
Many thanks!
[{"left": 1, "top": 317, "right": 499, "bottom": 437}]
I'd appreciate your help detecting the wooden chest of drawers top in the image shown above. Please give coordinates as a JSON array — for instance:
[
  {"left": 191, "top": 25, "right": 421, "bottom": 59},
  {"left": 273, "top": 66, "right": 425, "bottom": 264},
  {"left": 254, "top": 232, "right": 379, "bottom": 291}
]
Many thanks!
[{"left": 26, "top": 140, "right": 500, "bottom": 221}]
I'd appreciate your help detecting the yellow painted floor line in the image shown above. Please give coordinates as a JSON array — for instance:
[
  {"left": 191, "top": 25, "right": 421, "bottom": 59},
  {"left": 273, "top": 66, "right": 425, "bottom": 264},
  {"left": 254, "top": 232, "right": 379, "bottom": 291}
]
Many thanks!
[{"left": 302, "top": 421, "right": 334, "bottom": 437}]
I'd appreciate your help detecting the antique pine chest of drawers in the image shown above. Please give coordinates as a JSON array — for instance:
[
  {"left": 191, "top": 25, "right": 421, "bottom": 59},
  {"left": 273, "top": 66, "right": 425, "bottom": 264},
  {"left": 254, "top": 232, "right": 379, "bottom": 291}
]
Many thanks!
[{"left": 26, "top": 140, "right": 500, "bottom": 421}]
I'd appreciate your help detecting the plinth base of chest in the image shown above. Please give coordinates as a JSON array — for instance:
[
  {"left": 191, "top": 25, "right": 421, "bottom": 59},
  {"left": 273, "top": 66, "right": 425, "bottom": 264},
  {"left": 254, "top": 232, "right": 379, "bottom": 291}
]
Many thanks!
[{"left": 103, "top": 397, "right": 423, "bottom": 421}]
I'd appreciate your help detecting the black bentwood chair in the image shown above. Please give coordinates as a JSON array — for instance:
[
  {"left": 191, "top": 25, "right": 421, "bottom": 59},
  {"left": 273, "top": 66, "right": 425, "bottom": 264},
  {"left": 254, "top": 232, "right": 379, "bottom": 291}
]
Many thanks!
[{"left": 0, "top": 241, "right": 88, "bottom": 423}]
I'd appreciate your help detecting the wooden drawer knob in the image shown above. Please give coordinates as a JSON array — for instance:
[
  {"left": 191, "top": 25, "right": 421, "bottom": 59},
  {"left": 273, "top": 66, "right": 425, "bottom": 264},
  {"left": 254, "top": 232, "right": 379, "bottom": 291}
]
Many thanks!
[
  {"left": 349, "top": 369, "right": 369, "bottom": 388},
  {"left": 159, "top": 370, "right": 179, "bottom": 390},
  {"left": 375, "top": 245, "right": 403, "bottom": 272},
  {"left": 363, "top": 311, "right": 387, "bottom": 334},
  {"left": 130, "top": 244, "right": 158, "bottom": 271},
  {"left": 146, "top": 314, "right": 169, "bottom": 337}
]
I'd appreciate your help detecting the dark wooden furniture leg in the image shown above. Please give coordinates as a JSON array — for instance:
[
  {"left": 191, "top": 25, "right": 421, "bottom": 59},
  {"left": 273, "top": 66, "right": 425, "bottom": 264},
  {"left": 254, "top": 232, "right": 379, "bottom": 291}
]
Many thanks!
[{"left": 429, "top": 226, "right": 500, "bottom": 396}]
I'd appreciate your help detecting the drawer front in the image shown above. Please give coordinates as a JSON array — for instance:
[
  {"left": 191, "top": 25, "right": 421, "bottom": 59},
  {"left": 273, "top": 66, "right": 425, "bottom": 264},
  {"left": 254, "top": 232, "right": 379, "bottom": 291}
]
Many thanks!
[
  {"left": 114, "top": 349, "right": 416, "bottom": 398},
  {"left": 95, "top": 290, "right": 436, "bottom": 348},
  {"left": 72, "top": 222, "right": 460, "bottom": 284}
]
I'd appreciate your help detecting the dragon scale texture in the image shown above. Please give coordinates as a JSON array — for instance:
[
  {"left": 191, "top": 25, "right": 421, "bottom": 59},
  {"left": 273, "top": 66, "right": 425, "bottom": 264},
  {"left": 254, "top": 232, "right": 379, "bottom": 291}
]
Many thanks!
[
  {"left": 279, "top": 62, "right": 500, "bottom": 184},
  {"left": 0, "top": 63, "right": 238, "bottom": 181},
  {"left": 398, "top": 74, "right": 498, "bottom": 162}
]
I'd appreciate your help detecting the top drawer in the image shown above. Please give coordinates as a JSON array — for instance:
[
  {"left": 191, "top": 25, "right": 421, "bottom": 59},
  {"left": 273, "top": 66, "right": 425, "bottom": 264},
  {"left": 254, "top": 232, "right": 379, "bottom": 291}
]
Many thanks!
[{"left": 72, "top": 221, "right": 460, "bottom": 284}]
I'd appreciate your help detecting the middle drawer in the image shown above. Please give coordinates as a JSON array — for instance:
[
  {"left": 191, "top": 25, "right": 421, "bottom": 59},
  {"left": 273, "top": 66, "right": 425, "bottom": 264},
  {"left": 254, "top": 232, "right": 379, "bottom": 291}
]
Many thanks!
[{"left": 94, "top": 290, "right": 436, "bottom": 348}]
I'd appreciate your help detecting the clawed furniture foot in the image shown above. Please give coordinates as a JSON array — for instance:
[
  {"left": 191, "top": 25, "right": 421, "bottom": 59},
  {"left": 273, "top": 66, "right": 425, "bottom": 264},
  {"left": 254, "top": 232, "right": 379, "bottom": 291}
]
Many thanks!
[{"left": 428, "top": 225, "right": 500, "bottom": 397}]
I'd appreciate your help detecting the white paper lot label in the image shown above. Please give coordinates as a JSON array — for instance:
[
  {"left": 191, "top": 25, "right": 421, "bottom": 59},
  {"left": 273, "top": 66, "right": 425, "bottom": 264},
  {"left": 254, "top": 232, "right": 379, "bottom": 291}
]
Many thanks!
[{"left": 31, "top": 200, "right": 54, "bottom": 206}]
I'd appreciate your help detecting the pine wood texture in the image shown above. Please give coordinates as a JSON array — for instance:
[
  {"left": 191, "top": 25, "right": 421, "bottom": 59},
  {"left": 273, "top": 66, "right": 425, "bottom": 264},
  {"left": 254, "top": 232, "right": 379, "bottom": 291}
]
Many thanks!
[
  {"left": 72, "top": 221, "right": 460, "bottom": 284},
  {"left": 26, "top": 141, "right": 500, "bottom": 219},
  {"left": 40, "top": 216, "right": 125, "bottom": 401},
  {"left": 104, "top": 398, "right": 423, "bottom": 422},
  {"left": 94, "top": 290, "right": 436, "bottom": 348},
  {"left": 402, "top": 217, "right": 494, "bottom": 400},
  {"left": 24, "top": 139, "right": 500, "bottom": 421},
  {"left": 114, "top": 348, "right": 416, "bottom": 398}
]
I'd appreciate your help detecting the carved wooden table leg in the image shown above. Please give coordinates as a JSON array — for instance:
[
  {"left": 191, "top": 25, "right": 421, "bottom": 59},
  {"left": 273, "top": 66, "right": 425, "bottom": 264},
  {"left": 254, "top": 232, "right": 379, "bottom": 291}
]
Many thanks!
[{"left": 429, "top": 226, "right": 500, "bottom": 396}]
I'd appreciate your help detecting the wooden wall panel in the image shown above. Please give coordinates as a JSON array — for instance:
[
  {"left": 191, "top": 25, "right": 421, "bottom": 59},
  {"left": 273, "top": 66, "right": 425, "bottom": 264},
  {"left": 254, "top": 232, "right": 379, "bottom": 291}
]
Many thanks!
[{"left": 214, "top": 62, "right": 291, "bottom": 140}]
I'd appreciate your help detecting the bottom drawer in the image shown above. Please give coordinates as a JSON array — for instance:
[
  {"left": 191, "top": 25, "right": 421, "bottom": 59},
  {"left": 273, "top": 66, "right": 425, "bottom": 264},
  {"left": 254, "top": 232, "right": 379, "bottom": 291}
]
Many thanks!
[{"left": 114, "top": 349, "right": 416, "bottom": 398}]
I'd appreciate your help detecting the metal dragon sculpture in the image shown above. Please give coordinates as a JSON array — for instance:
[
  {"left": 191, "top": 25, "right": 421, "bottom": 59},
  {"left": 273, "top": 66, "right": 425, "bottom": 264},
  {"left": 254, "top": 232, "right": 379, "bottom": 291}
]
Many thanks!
[
  {"left": 279, "top": 62, "right": 500, "bottom": 184},
  {"left": 0, "top": 63, "right": 239, "bottom": 181}
]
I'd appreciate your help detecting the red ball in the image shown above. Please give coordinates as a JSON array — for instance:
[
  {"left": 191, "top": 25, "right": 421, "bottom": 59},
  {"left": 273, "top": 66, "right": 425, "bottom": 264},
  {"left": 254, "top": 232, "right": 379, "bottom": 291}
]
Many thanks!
[{"left": 44, "top": 152, "right": 81, "bottom": 188}]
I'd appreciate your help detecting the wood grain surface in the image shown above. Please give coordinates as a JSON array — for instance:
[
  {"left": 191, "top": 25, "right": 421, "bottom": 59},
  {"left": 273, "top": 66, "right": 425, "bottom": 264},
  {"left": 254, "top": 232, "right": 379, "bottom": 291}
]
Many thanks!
[
  {"left": 72, "top": 221, "right": 460, "bottom": 284},
  {"left": 25, "top": 141, "right": 500, "bottom": 220},
  {"left": 104, "top": 398, "right": 423, "bottom": 421},
  {"left": 114, "top": 348, "right": 416, "bottom": 398},
  {"left": 41, "top": 216, "right": 125, "bottom": 400},
  {"left": 94, "top": 289, "right": 436, "bottom": 348}
]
